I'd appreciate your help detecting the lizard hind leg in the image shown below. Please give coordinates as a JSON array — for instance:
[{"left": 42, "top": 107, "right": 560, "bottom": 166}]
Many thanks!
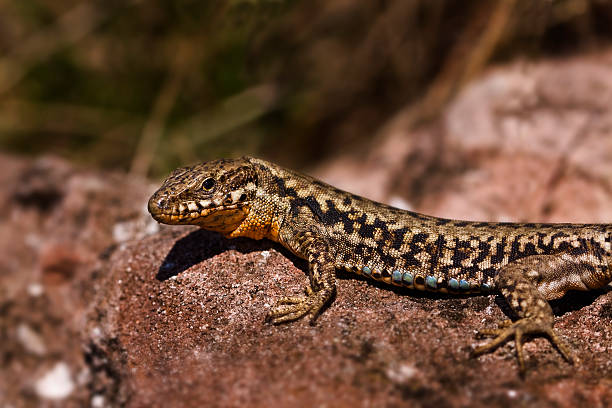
[{"left": 472, "top": 255, "right": 577, "bottom": 373}]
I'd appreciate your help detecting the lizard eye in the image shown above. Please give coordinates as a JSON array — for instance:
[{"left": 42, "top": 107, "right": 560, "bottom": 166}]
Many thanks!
[{"left": 202, "top": 178, "right": 215, "bottom": 191}]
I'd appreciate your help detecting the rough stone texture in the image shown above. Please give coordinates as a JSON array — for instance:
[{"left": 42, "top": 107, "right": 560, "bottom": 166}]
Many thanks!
[
  {"left": 0, "top": 154, "right": 156, "bottom": 407},
  {"left": 91, "top": 228, "right": 612, "bottom": 407},
  {"left": 3, "top": 49, "right": 612, "bottom": 408}
]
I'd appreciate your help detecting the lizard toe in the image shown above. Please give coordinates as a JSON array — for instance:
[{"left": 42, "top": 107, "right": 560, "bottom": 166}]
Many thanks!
[
  {"left": 276, "top": 296, "right": 307, "bottom": 305},
  {"left": 472, "top": 318, "right": 574, "bottom": 373},
  {"left": 545, "top": 328, "right": 575, "bottom": 364},
  {"left": 267, "top": 288, "right": 333, "bottom": 325}
]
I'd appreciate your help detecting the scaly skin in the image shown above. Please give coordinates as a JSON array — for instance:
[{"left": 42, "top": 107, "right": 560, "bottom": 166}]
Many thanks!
[{"left": 148, "top": 157, "right": 612, "bottom": 373}]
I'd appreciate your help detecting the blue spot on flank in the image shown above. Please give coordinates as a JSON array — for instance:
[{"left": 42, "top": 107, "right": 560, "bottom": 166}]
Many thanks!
[
  {"left": 392, "top": 270, "right": 402, "bottom": 283},
  {"left": 459, "top": 279, "right": 470, "bottom": 290},
  {"left": 481, "top": 283, "right": 491, "bottom": 292},
  {"left": 425, "top": 276, "right": 437, "bottom": 289},
  {"left": 449, "top": 278, "right": 459, "bottom": 290},
  {"left": 362, "top": 266, "right": 372, "bottom": 275},
  {"left": 402, "top": 272, "right": 413, "bottom": 285}
]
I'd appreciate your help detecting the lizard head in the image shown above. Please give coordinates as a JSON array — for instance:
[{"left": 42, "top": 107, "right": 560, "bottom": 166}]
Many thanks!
[{"left": 148, "top": 157, "right": 257, "bottom": 235}]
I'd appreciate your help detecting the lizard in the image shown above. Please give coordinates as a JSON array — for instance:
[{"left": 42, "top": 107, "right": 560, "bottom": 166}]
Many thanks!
[{"left": 147, "top": 156, "right": 612, "bottom": 373}]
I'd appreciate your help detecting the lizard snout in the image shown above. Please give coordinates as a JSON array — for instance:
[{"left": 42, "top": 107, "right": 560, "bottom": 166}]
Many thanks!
[{"left": 148, "top": 193, "right": 167, "bottom": 217}]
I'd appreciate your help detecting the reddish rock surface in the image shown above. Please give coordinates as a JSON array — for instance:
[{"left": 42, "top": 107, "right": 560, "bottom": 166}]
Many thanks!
[
  {"left": 3, "top": 49, "right": 612, "bottom": 408},
  {"left": 91, "top": 228, "right": 612, "bottom": 407},
  {"left": 314, "top": 50, "right": 612, "bottom": 224},
  {"left": 0, "top": 154, "right": 155, "bottom": 407}
]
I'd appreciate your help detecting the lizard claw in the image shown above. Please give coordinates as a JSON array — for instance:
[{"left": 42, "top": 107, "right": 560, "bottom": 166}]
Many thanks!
[
  {"left": 472, "top": 318, "right": 575, "bottom": 374},
  {"left": 266, "top": 288, "right": 332, "bottom": 325}
]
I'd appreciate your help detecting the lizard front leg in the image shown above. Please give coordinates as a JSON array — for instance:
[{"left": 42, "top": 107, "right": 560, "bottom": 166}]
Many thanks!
[
  {"left": 267, "top": 224, "right": 336, "bottom": 325},
  {"left": 471, "top": 253, "right": 604, "bottom": 372}
]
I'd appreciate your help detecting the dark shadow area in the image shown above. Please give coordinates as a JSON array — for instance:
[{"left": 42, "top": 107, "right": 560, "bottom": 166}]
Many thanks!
[
  {"left": 156, "top": 228, "right": 307, "bottom": 281},
  {"left": 155, "top": 228, "right": 336, "bottom": 322},
  {"left": 492, "top": 286, "right": 612, "bottom": 320},
  {"left": 550, "top": 287, "right": 612, "bottom": 316},
  {"left": 598, "top": 299, "right": 612, "bottom": 319},
  {"left": 494, "top": 294, "right": 517, "bottom": 320},
  {"left": 156, "top": 229, "right": 261, "bottom": 280}
]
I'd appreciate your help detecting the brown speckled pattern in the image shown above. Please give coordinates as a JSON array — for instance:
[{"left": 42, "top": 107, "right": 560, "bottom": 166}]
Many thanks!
[{"left": 148, "top": 157, "right": 612, "bottom": 372}]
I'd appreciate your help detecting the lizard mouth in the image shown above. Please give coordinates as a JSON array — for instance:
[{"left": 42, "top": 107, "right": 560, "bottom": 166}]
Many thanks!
[
  {"left": 149, "top": 200, "right": 248, "bottom": 223},
  {"left": 148, "top": 196, "right": 251, "bottom": 234}
]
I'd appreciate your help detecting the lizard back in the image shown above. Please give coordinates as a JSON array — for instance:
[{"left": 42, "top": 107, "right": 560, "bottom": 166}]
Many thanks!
[{"left": 251, "top": 158, "right": 612, "bottom": 294}]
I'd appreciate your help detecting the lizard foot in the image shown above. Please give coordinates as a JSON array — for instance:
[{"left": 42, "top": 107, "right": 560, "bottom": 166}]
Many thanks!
[
  {"left": 266, "top": 287, "right": 331, "bottom": 325},
  {"left": 471, "top": 318, "right": 574, "bottom": 374}
]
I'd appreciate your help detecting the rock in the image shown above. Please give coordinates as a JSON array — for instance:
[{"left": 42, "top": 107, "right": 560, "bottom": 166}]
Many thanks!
[
  {"left": 0, "top": 153, "right": 154, "bottom": 406},
  {"left": 16, "top": 323, "right": 47, "bottom": 356},
  {"left": 87, "top": 226, "right": 612, "bottom": 407},
  {"left": 315, "top": 49, "right": 612, "bottom": 225},
  {"left": 34, "top": 362, "right": 75, "bottom": 400}
]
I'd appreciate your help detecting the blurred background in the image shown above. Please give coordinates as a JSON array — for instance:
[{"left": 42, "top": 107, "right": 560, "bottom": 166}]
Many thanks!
[
  {"left": 2, "top": 0, "right": 612, "bottom": 179},
  {"left": 4, "top": 1, "right": 612, "bottom": 406}
]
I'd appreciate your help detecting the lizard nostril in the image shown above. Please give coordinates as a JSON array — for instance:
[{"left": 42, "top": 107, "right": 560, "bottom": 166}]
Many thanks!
[{"left": 148, "top": 195, "right": 167, "bottom": 214}]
